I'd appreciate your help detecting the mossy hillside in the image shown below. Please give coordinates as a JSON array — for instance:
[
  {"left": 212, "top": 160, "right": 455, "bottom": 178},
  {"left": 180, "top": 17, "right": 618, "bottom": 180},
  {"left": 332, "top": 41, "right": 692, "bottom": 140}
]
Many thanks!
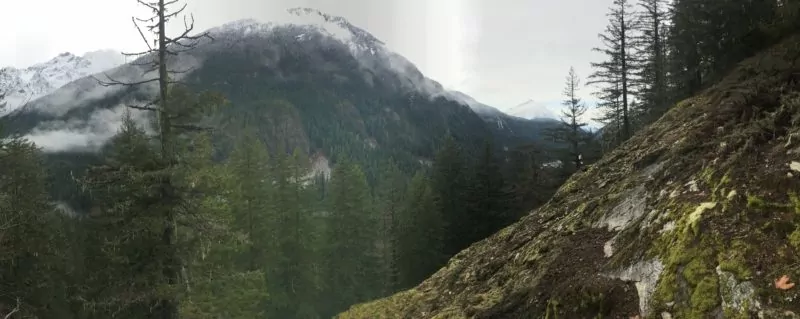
[{"left": 338, "top": 35, "right": 800, "bottom": 319}]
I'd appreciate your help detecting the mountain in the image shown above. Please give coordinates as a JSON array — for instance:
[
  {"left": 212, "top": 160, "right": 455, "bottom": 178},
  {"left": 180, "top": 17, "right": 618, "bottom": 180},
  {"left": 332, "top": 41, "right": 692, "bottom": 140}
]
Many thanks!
[
  {"left": 1, "top": 8, "right": 563, "bottom": 206},
  {"left": 338, "top": 35, "right": 800, "bottom": 318},
  {"left": 0, "top": 50, "right": 125, "bottom": 116},
  {"left": 507, "top": 99, "right": 558, "bottom": 120},
  {"left": 441, "top": 91, "right": 563, "bottom": 148}
]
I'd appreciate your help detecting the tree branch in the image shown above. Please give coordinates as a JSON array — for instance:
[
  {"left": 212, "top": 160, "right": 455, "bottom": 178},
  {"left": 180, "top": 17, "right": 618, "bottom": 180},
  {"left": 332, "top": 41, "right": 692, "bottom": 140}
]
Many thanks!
[
  {"left": 132, "top": 17, "right": 153, "bottom": 51},
  {"left": 127, "top": 101, "right": 159, "bottom": 112},
  {"left": 3, "top": 298, "right": 20, "bottom": 319},
  {"left": 93, "top": 73, "right": 160, "bottom": 87}
]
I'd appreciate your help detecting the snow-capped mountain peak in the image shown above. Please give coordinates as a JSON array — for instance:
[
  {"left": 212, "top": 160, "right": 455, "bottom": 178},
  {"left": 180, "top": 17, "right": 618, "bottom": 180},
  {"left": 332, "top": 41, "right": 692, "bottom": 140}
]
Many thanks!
[
  {"left": 506, "top": 99, "right": 559, "bottom": 120},
  {"left": 207, "top": 8, "right": 384, "bottom": 57},
  {"left": 0, "top": 49, "right": 126, "bottom": 116}
]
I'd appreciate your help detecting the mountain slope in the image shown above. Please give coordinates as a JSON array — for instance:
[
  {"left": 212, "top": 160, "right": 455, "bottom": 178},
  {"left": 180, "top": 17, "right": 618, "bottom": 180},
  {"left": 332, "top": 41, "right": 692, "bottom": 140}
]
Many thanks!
[
  {"left": 1, "top": 9, "right": 564, "bottom": 207},
  {"left": 338, "top": 35, "right": 800, "bottom": 319},
  {"left": 0, "top": 50, "right": 125, "bottom": 116}
]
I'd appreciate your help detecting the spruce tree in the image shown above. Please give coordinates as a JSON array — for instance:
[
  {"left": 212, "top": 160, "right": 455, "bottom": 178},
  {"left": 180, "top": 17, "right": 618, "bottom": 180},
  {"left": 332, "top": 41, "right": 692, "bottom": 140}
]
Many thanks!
[
  {"left": 0, "top": 138, "right": 67, "bottom": 318},
  {"left": 396, "top": 171, "right": 443, "bottom": 290},
  {"left": 465, "top": 141, "right": 511, "bottom": 242},
  {"left": 552, "top": 67, "right": 589, "bottom": 172},
  {"left": 431, "top": 135, "right": 469, "bottom": 258},
  {"left": 93, "top": 0, "right": 219, "bottom": 316},
  {"left": 589, "top": 0, "right": 637, "bottom": 143},
  {"left": 375, "top": 159, "right": 407, "bottom": 295},
  {"left": 265, "top": 148, "right": 318, "bottom": 318},
  {"left": 179, "top": 131, "right": 267, "bottom": 319},
  {"left": 79, "top": 115, "right": 170, "bottom": 317},
  {"left": 505, "top": 144, "right": 552, "bottom": 217},
  {"left": 631, "top": 0, "right": 670, "bottom": 124},
  {"left": 323, "top": 156, "right": 379, "bottom": 315},
  {"left": 80, "top": 86, "right": 223, "bottom": 318},
  {"left": 226, "top": 128, "right": 271, "bottom": 271},
  {"left": 667, "top": 0, "right": 776, "bottom": 102}
]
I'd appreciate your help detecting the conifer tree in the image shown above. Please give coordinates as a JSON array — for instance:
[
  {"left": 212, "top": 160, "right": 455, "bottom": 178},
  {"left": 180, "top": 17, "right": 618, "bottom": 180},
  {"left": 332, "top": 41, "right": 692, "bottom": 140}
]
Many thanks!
[
  {"left": 226, "top": 128, "right": 271, "bottom": 271},
  {"left": 264, "top": 147, "right": 318, "bottom": 318},
  {"left": 589, "top": 0, "right": 637, "bottom": 143},
  {"left": 631, "top": 0, "right": 670, "bottom": 124},
  {"left": 0, "top": 137, "right": 67, "bottom": 318},
  {"left": 92, "top": 0, "right": 220, "bottom": 316},
  {"left": 505, "top": 144, "right": 552, "bottom": 217},
  {"left": 431, "top": 135, "right": 469, "bottom": 257},
  {"left": 396, "top": 171, "right": 443, "bottom": 290},
  {"left": 465, "top": 141, "right": 511, "bottom": 242},
  {"left": 375, "top": 159, "right": 407, "bottom": 294},
  {"left": 179, "top": 130, "right": 267, "bottom": 319},
  {"left": 79, "top": 115, "right": 170, "bottom": 317},
  {"left": 667, "top": 0, "right": 776, "bottom": 102},
  {"left": 80, "top": 86, "right": 223, "bottom": 318},
  {"left": 552, "top": 67, "right": 589, "bottom": 172},
  {"left": 323, "top": 156, "right": 379, "bottom": 315}
]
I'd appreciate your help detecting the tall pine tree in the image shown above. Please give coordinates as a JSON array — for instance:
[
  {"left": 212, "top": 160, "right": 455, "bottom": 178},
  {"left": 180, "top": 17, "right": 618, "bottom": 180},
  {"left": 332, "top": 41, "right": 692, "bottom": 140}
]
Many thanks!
[
  {"left": 374, "top": 159, "right": 407, "bottom": 295},
  {"left": 552, "top": 67, "right": 589, "bottom": 172},
  {"left": 0, "top": 138, "right": 68, "bottom": 318},
  {"left": 396, "top": 171, "right": 444, "bottom": 290},
  {"left": 631, "top": 0, "right": 670, "bottom": 125},
  {"left": 465, "top": 140, "right": 511, "bottom": 243},
  {"left": 589, "top": 0, "right": 637, "bottom": 143},
  {"left": 322, "top": 156, "right": 379, "bottom": 316},
  {"left": 431, "top": 135, "right": 469, "bottom": 258}
]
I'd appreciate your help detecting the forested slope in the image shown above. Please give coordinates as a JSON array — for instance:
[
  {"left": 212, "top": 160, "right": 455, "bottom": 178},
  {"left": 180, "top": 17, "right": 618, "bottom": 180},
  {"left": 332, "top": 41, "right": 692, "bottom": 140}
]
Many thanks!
[{"left": 339, "top": 33, "right": 800, "bottom": 319}]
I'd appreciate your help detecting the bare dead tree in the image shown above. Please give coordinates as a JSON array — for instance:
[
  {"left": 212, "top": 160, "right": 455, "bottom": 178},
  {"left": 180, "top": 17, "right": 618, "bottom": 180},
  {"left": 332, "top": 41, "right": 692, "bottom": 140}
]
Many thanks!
[{"left": 89, "top": 1, "right": 214, "bottom": 318}]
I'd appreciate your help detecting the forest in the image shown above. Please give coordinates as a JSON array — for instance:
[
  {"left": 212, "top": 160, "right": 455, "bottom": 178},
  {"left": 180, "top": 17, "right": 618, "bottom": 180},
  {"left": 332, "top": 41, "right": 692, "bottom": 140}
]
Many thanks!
[{"left": 2, "top": 0, "right": 800, "bottom": 318}]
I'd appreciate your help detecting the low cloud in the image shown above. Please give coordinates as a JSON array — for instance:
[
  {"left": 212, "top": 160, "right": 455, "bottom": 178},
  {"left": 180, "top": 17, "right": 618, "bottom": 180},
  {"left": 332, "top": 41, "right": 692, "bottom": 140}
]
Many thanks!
[{"left": 24, "top": 104, "right": 152, "bottom": 153}]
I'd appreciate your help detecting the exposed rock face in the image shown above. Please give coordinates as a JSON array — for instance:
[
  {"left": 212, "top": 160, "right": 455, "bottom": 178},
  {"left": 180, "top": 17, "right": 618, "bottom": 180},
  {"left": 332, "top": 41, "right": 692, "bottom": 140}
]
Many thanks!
[{"left": 338, "top": 35, "right": 800, "bottom": 318}]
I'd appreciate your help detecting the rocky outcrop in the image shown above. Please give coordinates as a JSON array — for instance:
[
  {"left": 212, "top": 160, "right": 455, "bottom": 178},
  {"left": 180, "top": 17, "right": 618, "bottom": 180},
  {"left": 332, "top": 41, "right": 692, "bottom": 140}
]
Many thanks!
[{"left": 338, "top": 35, "right": 800, "bottom": 319}]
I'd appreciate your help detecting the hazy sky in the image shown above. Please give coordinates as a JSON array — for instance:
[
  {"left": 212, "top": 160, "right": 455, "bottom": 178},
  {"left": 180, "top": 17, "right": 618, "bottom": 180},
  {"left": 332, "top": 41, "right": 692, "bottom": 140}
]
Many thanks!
[{"left": 1, "top": 0, "right": 611, "bottom": 112}]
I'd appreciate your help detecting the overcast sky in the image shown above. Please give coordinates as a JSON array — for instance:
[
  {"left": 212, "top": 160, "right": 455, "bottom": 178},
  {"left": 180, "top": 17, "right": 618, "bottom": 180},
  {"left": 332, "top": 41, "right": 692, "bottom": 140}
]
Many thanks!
[{"left": 1, "top": 0, "right": 611, "bottom": 112}]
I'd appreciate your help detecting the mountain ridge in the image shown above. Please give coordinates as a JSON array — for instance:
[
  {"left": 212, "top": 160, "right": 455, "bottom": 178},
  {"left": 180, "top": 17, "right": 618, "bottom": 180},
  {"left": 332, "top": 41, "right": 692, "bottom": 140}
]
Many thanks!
[
  {"left": 2, "top": 9, "right": 562, "bottom": 155},
  {"left": 0, "top": 50, "right": 125, "bottom": 116}
]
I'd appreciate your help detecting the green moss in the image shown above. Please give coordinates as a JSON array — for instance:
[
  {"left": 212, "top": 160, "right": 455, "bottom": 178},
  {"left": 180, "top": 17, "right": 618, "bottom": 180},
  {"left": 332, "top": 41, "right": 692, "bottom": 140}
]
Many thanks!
[
  {"left": 718, "top": 260, "right": 752, "bottom": 282},
  {"left": 576, "top": 202, "right": 589, "bottom": 214},
  {"left": 653, "top": 270, "right": 679, "bottom": 304},
  {"left": 688, "top": 202, "right": 717, "bottom": 235},
  {"left": 789, "top": 229, "right": 800, "bottom": 249},
  {"left": 716, "top": 241, "right": 752, "bottom": 281},
  {"left": 747, "top": 194, "right": 767, "bottom": 210},
  {"left": 683, "top": 257, "right": 713, "bottom": 286},
  {"left": 470, "top": 289, "right": 503, "bottom": 312},
  {"left": 747, "top": 193, "right": 793, "bottom": 211},
  {"left": 690, "top": 276, "right": 720, "bottom": 317},
  {"left": 723, "top": 303, "right": 752, "bottom": 319},
  {"left": 791, "top": 192, "right": 800, "bottom": 215}
]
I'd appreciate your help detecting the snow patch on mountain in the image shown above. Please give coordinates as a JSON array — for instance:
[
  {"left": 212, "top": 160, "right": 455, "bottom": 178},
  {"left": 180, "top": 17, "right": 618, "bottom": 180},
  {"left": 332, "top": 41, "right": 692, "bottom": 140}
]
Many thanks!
[
  {"left": 507, "top": 99, "right": 559, "bottom": 120},
  {"left": 207, "top": 7, "right": 383, "bottom": 58},
  {"left": 508, "top": 99, "right": 605, "bottom": 129},
  {"left": 0, "top": 50, "right": 125, "bottom": 116},
  {"left": 208, "top": 8, "right": 492, "bottom": 116},
  {"left": 11, "top": 8, "right": 512, "bottom": 153}
]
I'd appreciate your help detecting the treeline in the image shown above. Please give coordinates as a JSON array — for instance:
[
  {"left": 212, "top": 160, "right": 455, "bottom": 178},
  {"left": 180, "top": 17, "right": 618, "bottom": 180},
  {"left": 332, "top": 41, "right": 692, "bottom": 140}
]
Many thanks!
[
  {"left": 587, "top": 0, "right": 800, "bottom": 149},
  {"left": 0, "top": 111, "right": 556, "bottom": 318}
]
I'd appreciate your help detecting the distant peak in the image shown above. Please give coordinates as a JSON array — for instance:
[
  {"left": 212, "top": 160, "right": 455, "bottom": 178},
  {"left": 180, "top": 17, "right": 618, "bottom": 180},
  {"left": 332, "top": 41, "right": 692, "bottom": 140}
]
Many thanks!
[{"left": 207, "top": 8, "right": 384, "bottom": 57}]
